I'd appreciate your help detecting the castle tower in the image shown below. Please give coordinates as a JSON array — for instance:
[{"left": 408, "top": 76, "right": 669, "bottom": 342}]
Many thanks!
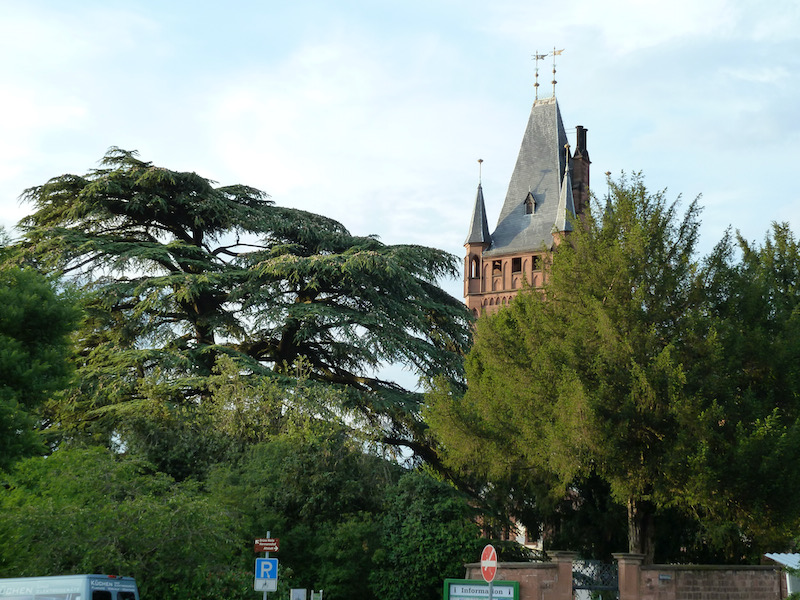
[{"left": 464, "top": 95, "right": 590, "bottom": 316}]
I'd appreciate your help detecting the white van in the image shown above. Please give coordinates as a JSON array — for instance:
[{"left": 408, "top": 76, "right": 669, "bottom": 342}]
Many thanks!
[{"left": 0, "top": 575, "right": 140, "bottom": 600}]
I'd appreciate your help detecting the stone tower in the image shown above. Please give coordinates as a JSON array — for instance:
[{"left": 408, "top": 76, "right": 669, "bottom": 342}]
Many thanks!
[{"left": 464, "top": 95, "right": 590, "bottom": 316}]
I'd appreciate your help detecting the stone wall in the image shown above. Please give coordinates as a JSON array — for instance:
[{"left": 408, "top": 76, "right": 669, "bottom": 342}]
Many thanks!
[
  {"left": 636, "top": 564, "right": 785, "bottom": 600},
  {"left": 460, "top": 554, "right": 788, "bottom": 600},
  {"left": 464, "top": 552, "right": 576, "bottom": 600}
]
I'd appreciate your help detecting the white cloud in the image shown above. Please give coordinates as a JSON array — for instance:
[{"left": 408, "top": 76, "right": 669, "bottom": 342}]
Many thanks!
[
  {"left": 746, "top": 0, "right": 800, "bottom": 41},
  {"left": 198, "top": 29, "right": 495, "bottom": 237},
  {"left": 483, "top": 0, "right": 737, "bottom": 54},
  {"left": 720, "top": 65, "right": 791, "bottom": 85}
]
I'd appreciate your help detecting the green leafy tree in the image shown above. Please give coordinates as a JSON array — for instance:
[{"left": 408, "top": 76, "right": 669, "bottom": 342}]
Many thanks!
[
  {"left": 0, "top": 235, "right": 80, "bottom": 468},
  {"left": 427, "top": 174, "right": 709, "bottom": 562},
  {"left": 11, "top": 148, "right": 471, "bottom": 462},
  {"left": 0, "top": 447, "right": 249, "bottom": 600},
  {"left": 208, "top": 429, "right": 400, "bottom": 599},
  {"left": 676, "top": 223, "right": 800, "bottom": 558},
  {"left": 369, "top": 470, "right": 482, "bottom": 600},
  {"left": 113, "top": 354, "right": 355, "bottom": 481}
]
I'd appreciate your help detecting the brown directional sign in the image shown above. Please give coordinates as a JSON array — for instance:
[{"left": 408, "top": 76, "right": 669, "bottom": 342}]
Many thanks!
[{"left": 254, "top": 538, "right": 279, "bottom": 553}]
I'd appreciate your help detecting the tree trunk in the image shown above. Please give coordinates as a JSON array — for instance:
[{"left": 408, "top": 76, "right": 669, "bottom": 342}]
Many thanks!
[{"left": 627, "top": 496, "right": 655, "bottom": 564}]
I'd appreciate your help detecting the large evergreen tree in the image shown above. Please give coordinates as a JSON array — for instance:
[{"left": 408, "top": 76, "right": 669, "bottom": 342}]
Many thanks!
[
  {"left": 429, "top": 175, "right": 800, "bottom": 563},
  {"left": 427, "top": 174, "right": 711, "bottom": 562},
  {"left": 679, "top": 223, "right": 800, "bottom": 557},
  {"left": 10, "top": 148, "right": 471, "bottom": 460}
]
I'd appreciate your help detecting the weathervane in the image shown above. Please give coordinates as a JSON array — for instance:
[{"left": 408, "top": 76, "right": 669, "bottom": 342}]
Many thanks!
[
  {"left": 552, "top": 47, "right": 564, "bottom": 96},
  {"left": 532, "top": 48, "right": 564, "bottom": 100},
  {"left": 533, "top": 50, "right": 547, "bottom": 100}
]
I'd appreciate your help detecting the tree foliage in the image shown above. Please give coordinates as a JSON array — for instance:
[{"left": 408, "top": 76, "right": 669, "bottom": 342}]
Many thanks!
[
  {"left": 206, "top": 429, "right": 484, "bottom": 600},
  {"left": 679, "top": 223, "right": 800, "bottom": 556},
  {"left": 428, "top": 174, "right": 800, "bottom": 563},
  {"left": 369, "top": 470, "right": 482, "bottom": 600},
  {"left": 0, "top": 429, "right": 487, "bottom": 600},
  {"left": 0, "top": 257, "right": 80, "bottom": 469},
  {"left": 207, "top": 428, "right": 399, "bottom": 599},
  {"left": 0, "top": 448, "right": 249, "bottom": 600},
  {"left": 10, "top": 148, "right": 471, "bottom": 459},
  {"left": 429, "top": 174, "right": 704, "bottom": 561}
]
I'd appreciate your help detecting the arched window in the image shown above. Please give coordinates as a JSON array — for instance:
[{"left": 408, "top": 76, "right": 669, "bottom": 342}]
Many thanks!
[{"left": 470, "top": 256, "right": 480, "bottom": 279}]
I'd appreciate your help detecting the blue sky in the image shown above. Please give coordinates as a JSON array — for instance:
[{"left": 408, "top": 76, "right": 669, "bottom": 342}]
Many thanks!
[{"left": 2, "top": 0, "right": 799, "bottom": 301}]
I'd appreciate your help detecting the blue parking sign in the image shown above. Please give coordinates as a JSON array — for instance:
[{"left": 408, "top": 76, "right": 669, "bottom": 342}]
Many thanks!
[
  {"left": 256, "top": 558, "right": 279, "bottom": 579},
  {"left": 254, "top": 558, "right": 279, "bottom": 592}
]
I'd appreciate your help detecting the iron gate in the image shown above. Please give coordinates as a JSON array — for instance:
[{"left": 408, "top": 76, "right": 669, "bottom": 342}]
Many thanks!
[{"left": 572, "top": 560, "right": 619, "bottom": 600}]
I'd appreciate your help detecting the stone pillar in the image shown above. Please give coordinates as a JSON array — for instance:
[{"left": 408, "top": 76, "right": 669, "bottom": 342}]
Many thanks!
[
  {"left": 549, "top": 551, "right": 578, "bottom": 600},
  {"left": 613, "top": 553, "right": 644, "bottom": 600}
]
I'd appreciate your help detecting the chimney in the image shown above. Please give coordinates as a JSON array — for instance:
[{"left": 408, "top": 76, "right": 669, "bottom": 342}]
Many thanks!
[
  {"left": 571, "top": 125, "right": 590, "bottom": 215},
  {"left": 575, "top": 125, "right": 588, "bottom": 157}
]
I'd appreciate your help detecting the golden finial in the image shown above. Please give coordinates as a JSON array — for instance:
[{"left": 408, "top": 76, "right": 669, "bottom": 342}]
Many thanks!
[
  {"left": 551, "top": 47, "right": 564, "bottom": 97},
  {"left": 532, "top": 50, "right": 547, "bottom": 101}
]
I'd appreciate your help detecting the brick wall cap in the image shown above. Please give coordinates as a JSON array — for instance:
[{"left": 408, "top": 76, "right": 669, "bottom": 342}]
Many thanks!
[
  {"left": 465, "top": 561, "right": 554, "bottom": 569},
  {"left": 549, "top": 551, "right": 580, "bottom": 562},
  {"left": 640, "top": 564, "right": 781, "bottom": 571},
  {"left": 612, "top": 553, "right": 646, "bottom": 565}
]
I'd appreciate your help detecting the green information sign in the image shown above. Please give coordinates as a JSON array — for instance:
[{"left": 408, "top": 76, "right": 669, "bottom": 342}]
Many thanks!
[{"left": 443, "top": 579, "right": 519, "bottom": 600}]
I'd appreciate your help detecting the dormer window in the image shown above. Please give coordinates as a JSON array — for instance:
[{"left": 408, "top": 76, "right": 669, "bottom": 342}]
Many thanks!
[{"left": 524, "top": 191, "right": 535, "bottom": 214}]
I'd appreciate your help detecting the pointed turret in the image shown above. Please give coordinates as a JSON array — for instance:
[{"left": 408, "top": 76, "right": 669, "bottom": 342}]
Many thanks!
[
  {"left": 464, "top": 183, "right": 491, "bottom": 304},
  {"left": 465, "top": 183, "right": 491, "bottom": 245},
  {"left": 553, "top": 145, "right": 576, "bottom": 237}
]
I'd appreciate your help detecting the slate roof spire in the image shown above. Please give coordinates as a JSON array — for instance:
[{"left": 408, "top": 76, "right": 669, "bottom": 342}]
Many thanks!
[
  {"left": 465, "top": 177, "right": 491, "bottom": 245},
  {"left": 483, "top": 96, "right": 571, "bottom": 255}
]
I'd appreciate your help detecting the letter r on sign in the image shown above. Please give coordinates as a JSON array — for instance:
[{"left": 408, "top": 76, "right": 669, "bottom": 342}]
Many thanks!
[{"left": 256, "top": 558, "right": 278, "bottom": 579}]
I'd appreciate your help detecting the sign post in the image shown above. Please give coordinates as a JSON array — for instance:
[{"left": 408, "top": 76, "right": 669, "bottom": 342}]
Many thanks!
[
  {"left": 481, "top": 544, "right": 497, "bottom": 600},
  {"left": 254, "top": 531, "right": 279, "bottom": 598}
]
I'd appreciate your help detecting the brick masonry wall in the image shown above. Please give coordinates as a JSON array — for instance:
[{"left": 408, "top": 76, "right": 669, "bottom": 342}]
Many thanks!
[
  {"left": 461, "top": 559, "right": 787, "bottom": 600},
  {"left": 465, "top": 562, "right": 567, "bottom": 600},
  {"left": 638, "top": 565, "right": 784, "bottom": 600}
]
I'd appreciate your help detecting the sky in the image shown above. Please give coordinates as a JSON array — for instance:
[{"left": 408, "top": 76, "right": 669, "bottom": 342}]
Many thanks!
[{"left": 2, "top": 0, "right": 799, "bottom": 302}]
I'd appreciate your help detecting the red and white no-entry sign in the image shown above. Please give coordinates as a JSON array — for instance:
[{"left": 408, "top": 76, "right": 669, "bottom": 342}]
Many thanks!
[{"left": 480, "top": 544, "right": 497, "bottom": 582}]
